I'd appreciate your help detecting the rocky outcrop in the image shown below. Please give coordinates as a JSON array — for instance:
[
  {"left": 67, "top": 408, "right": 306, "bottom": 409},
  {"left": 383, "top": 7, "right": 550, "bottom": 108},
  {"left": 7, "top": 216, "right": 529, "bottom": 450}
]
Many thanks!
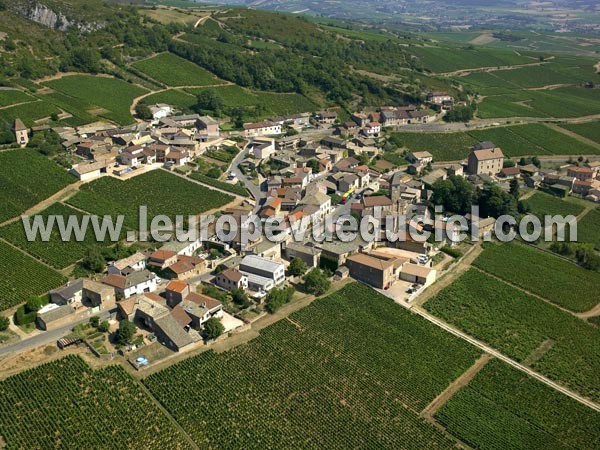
[{"left": 10, "top": 1, "right": 106, "bottom": 32}]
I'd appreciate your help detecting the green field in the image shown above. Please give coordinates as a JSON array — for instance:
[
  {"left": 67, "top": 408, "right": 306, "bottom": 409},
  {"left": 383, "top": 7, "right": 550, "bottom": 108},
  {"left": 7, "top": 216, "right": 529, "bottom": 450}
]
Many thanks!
[
  {"left": 0, "top": 203, "right": 118, "bottom": 270},
  {"left": 425, "top": 269, "right": 600, "bottom": 402},
  {"left": 0, "top": 356, "right": 191, "bottom": 449},
  {"left": 0, "top": 240, "right": 66, "bottom": 312},
  {"left": 44, "top": 75, "right": 147, "bottom": 125},
  {"left": 473, "top": 242, "right": 599, "bottom": 312},
  {"left": 0, "top": 100, "right": 62, "bottom": 127},
  {"left": 523, "top": 191, "right": 585, "bottom": 219},
  {"left": 188, "top": 173, "right": 249, "bottom": 197},
  {"left": 0, "top": 150, "right": 74, "bottom": 223},
  {"left": 141, "top": 89, "right": 197, "bottom": 110},
  {"left": 186, "top": 85, "right": 318, "bottom": 120},
  {"left": 67, "top": 170, "right": 233, "bottom": 230},
  {"left": 477, "top": 87, "right": 600, "bottom": 119},
  {"left": 560, "top": 121, "right": 600, "bottom": 145},
  {"left": 408, "top": 45, "right": 532, "bottom": 73},
  {"left": 133, "top": 53, "right": 226, "bottom": 87},
  {"left": 577, "top": 208, "right": 600, "bottom": 250},
  {"left": 436, "top": 359, "right": 600, "bottom": 450},
  {"left": 0, "top": 89, "right": 34, "bottom": 108},
  {"left": 390, "top": 123, "right": 596, "bottom": 161},
  {"left": 145, "top": 282, "right": 480, "bottom": 448}
]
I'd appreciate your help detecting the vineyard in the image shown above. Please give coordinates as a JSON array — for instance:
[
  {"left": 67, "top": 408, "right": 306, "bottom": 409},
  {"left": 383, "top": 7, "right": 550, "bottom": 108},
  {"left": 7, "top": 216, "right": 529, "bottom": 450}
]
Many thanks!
[
  {"left": 0, "top": 356, "right": 191, "bottom": 450},
  {"left": 188, "top": 173, "right": 249, "bottom": 197},
  {"left": 435, "top": 359, "right": 600, "bottom": 450},
  {"left": 560, "top": 121, "right": 600, "bottom": 145},
  {"left": 0, "top": 203, "right": 118, "bottom": 270},
  {"left": 522, "top": 191, "right": 585, "bottom": 220},
  {"left": 0, "top": 150, "right": 74, "bottom": 224},
  {"left": 67, "top": 170, "right": 233, "bottom": 230},
  {"left": 473, "top": 241, "right": 600, "bottom": 312},
  {"left": 0, "top": 89, "right": 34, "bottom": 107},
  {"left": 144, "top": 282, "right": 479, "bottom": 449},
  {"left": 133, "top": 53, "right": 227, "bottom": 87},
  {"left": 424, "top": 269, "right": 600, "bottom": 402},
  {"left": 0, "top": 240, "right": 66, "bottom": 312},
  {"left": 578, "top": 208, "right": 600, "bottom": 250},
  {"left": 44, "top": 75, "right": 148, "bottom": 125}
]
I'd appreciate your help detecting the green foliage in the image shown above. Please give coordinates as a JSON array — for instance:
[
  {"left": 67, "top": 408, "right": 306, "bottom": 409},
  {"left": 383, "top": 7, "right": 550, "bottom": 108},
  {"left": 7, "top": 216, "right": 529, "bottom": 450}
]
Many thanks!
[
  {"left": 443, "top": 104, "right": 474, "bottom": 122},
  {"left": 0, "top": 241, "right": 66, "bottom": 312},
  {"left": 521, "top": 192, "right": 584, "bottom": 220},
  {"left": 265, "top": 286, "right": 294, "bottom": 314},
  {"left": 474, "top": 242, "right": 600, "bottom": 312},
  {"left": 560, "top": 121, "right": 600, "bottom": 145},
  {"left": 436, "top": 359, "right": 600, "bottom": 450},
  {"left": 67, "top": 170, "right": 233, "bottom": 231},
  {"left": 144, "top": 283, "right": 479, "bottom": 448},
  {"left": 188, "top": 172, "right": 248, "bottom": 197},
  {"left": 431, "top": 176, "right": 475, "bottom": 215},
  {"left": 115, "top": 319, "right": 136, "bottom": 346},
  {"left": 133, "top": 53, "right": 225, "bottom": 87},
  {"left": 98, "top": 320, "right": 110, "bottom": 333},
  {"left": 202, "top": 284, "right": 230, "bottom": 304},
  {"left": 203, "top": 316, "right": 224, "bottom": 341},
  {"left": 303, "top": 268, "right": 330, "bottom": 296},
  {"left": 231, "top": 288, "right": 251, "bottom": 309},
  {"left": 89, "top": 316, "right": 100, "bottom": 328},
  {"left": 577, "top": 208, "right": 600, "bottom": 250},
  {"left": 0, "top": 150, "right": 74, "bottom": 223},
  {"left": 0, "top": 356, "right": 190, "bottom": 449},
  {"left": 425, "top": 269, "right": 600, "bottom": 402},
  {"left": 0, "top": 315, "right": 9, "bottom": 332},
  {"left": 440, "top": 246, "right": 463, "bottom": 258},
  {"left": 287, "top": 258, "right": 307, "bottom": 277}
]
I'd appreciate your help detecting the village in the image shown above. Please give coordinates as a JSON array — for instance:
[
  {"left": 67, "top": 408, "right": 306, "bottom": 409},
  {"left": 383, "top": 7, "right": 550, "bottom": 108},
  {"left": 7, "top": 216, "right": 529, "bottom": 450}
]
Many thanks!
[{"left": 4, "top": 88, "right": 600, "bottom": 369}]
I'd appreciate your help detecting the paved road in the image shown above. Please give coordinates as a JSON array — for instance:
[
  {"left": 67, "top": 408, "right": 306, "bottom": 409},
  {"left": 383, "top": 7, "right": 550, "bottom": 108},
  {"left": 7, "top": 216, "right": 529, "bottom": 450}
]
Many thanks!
[
  {"left": 231, "top": 148, "right": 263, "bottom": 211},
  {"left": 0, "top": 309, "right": 113, "bottom": 357}
]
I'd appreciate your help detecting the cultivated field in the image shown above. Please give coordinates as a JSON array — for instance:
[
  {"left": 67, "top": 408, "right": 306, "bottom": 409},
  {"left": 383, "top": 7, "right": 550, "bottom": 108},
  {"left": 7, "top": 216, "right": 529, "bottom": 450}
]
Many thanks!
[
  {"left": 144, "top": 283, "right": 480, "bottom": 448},
  {"left": 141, "top": 89, "right": 197, "bottom": 110},
  {"left": 67, "top": 170, "right": 233, "bottom": 230},
  {"left": 436, "top": 359, "right": 600, "bottom": 450},
  {"left": 0, "top": 89, "right": 34, "bottom": 107},
  {"left": 0, "top": 240, "right": 66, "bottom": 312},
  {"left": 0, "top": 150, "right": 74, "bottom": 223},
  {"left": 0, "top": 356, "right": 191, "bottom": 449},
  {"left": 523, "top": 191, "right": 585, "bottom": 219},
  {"left": 425, "top": 269, "right": 600, "bottom": 402},
  {"left": 133, "top": 53, "right": 226, "bottom": 87},
  {"left": 1, "top": 203, "right": 116, "bottom": 270},
  {"left": 390, "top": 123, "right": 596, "bottom": 161},
  {"left": 560, "top": 121, "right": 600, "bottom": 145},
  {"left": 44, "top": 75, "right": 147, "bottom": 125},
  {"left": 188, "top": 173, "right": 249, "bottom": 197},
  {"left": 0, "top": 100, "right": 61, "bottom": 127},
  {"left": 473, "top": 242, "right": 599, "bottom": 312},
  {"left": 577, "top": 207, "right": 600, "bottom": 250}
]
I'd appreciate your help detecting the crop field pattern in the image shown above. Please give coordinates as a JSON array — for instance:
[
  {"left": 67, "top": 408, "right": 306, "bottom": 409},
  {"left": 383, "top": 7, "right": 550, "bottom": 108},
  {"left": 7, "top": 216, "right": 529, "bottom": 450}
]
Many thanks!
[
  {"left": 0, "top": 355, "right": 191, "bottom": 450},
  {"left": 67, "top": 170, "right": 233, "bottom": 230},
  {"left": 435, "top": 359, "right": 600, "bottom": 450},
  {"left": 0, "top": 203, "right": 118, "bottom": 270},
  {"left": 0, "top": 240, "right": 66, "bottom": 311},
  {"left": 0, "top": 150, "right": 74, "bottom": 223},
  {"left": 145, "top": 283, "right": 480, "bottom": 449},
  {"left": 425, "top": 269, "right": 600, "bottom": 402},
  {"left": 0, "top": 89, "right": 34, "bottom": 107},
  {"left": 523, "top": 191, "right": 585, "bottom": 220},
  {"left": 473, "top": 242, "right": 600, "bottom": 312},
  {"left": 560, "top": 121, "right": 600, "bottom": 145},
  {"left": 44, "top": 75, "right": 147, "bottom": 125},
  {"left": 133, "top": 53, "right": 227, "bottom": 87},
  {"left": 577, "top": 207, "right": 600, "bottom": 250}
]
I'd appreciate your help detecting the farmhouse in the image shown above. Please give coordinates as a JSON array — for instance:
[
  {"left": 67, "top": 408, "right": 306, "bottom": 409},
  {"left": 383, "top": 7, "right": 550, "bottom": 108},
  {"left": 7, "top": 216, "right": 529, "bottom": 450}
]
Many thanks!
[
  {"left": 408, "top": 151, "right": 433, "bottom": 165},
  {"left": 147, "top": 250, "right": 178, "bottom": 270},
  {"left": 49, "top": 279, "right": 115, "bottom": 309},
  {"left": 250, "top": 138, "right": 276, "bottom": 159},
  {"left": 36, "top": 304, "right": 75, "bottom": 331},
  {"left": 102, "top": 270, "right": 158, "bottom": 299},
  {"left": 240, "top": 255, "right": 285, "bottom": 288},
  {"left": 467, "top": 142, "right": 504, "bottom": 176},
  {"left": 179, "top": 292, "right": 224, "bottom": 329},
  {"left": 196, "top": 116, "right": 220, "bottom": 137},
  {"left": 243, "top": 121, "right": 282, "bottom": 138},
  {"left": 284, "top": 242, "right": 321, "bottom": 268},
  {"left": 215, "top": 268, "right": 249, "bottom": 291},
  {"left": 427, "top": 92, "right": 454, "bottom": 105},
  {"left": 149, "top": 104, "right": 173, "bottom": 120},
  {"left": 400, "top": 264, "right": 437, "bottom": 286},
  {"left": 315, "top": 110, "right": 338, "bottom": 124},
  {"left": 70, "top": 160, "right": 110, "bottom": 181},
  {"left": 345, "top": 253, "right": 398, "bottom": 289},
  {"left": 567, "top": 166, "right": 594, "bottom": 181},
  {"left": 107, "top": 252, "right": 147, "bottom": 275}
]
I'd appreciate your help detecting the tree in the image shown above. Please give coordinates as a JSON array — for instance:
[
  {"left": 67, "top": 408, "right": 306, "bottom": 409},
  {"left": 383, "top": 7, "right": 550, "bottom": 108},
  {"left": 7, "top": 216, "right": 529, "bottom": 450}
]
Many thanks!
[
  {"left": 306, "top": 159, "right": 320, "bottom": 174},
  {"left": 115, "top": 320, "right": 136, "bottom": 346},
  {"left": 0, "top": 316, "right": 9, "bottom": 332},
  {"left": 25, "top": 296, "right": 44, "bottom": 312},
  {"left": 477, "top": 182, "right": 517, "bottom": 218},
  {"left": 203, "top": 317, "right": 224, "bottom": 340},
  {"left": 303, "top": 268, "right": 330, "bottom": 296},
  {"left": 98, "top": 321, "right": 110, "bottom": 333},
  {"left": 509, "top": 178, "right": 520, "bottom": 199},
  {"left": 194, "top": 89, "right": 223, "bottom": 115},
  {"left": 431, "top": 175, "right": 475, "bottom": 215},
  {"left": 83, "top": 248, "right": 105, "bottom": 273},
  {"left": 89, "top": 316, "right": 100, "bottom": 327},
  {"left": 265, "top": 286, "right": 294, "bottom": 314},
  {"left": 135, "top": 103, "right": 152, "bottom": 120},
  {"left": 231, "top": 288, "right": 251, "bottom": 308},
  {"left": 288, "top": 258, "right": 307, "bottom": 277},
  {"left": 206, "top": 167, "right": 222, "bottom": 179}
]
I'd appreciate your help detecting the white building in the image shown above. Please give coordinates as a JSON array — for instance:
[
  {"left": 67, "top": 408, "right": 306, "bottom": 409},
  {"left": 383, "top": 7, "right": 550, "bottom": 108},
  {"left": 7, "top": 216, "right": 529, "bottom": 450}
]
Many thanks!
[
  {"left": 149, "top": 104, "right": 173, "bottom": 121},
  {"left": 243, "top": 121, "right": 282, "bottom": 138},
  {"left": 250, "top": 138, "right": 276, "bottom": 159},
  {"left": 103, "top": 270, "right": 157, "bottom": 299},
  {"left": 239, "top": 255, "right": 285, "bottom": 290},
  {"left": 107, "top": 252, "right": 147, "bottom": 276}
]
